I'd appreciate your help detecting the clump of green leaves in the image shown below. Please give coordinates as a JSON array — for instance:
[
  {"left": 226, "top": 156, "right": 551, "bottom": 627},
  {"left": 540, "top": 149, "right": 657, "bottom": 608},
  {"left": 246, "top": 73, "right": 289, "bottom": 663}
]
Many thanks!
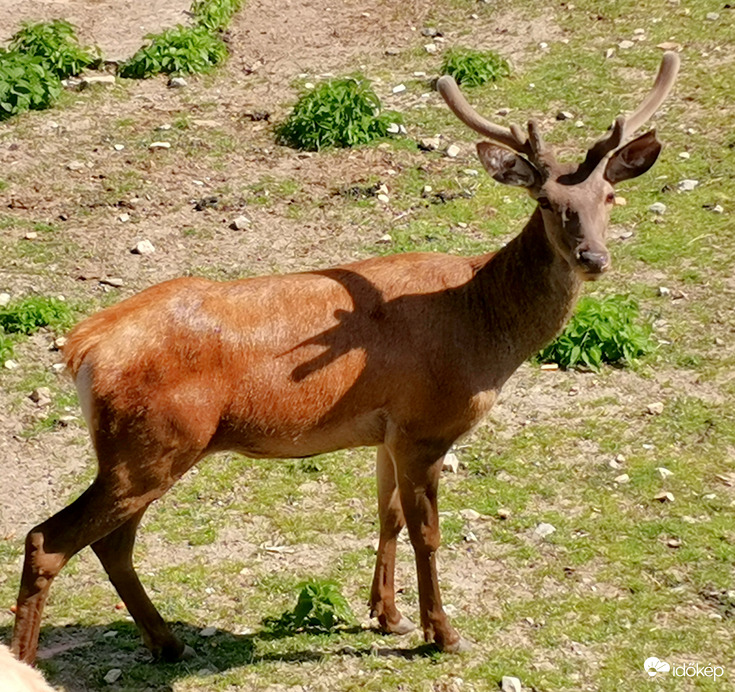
[
  {"left": 0, "top": 52, "right": 61, "bottom": 120},
  {"left": 8, "top": 20, "right": 97, "bottom": 79},
  {"left": 0, "top": 296, "right": 73, "bottom": 335},
  {"left": 536, "top": 295, "right": 653, "bottom": 371},
  {"left": 277, "top": 77, "right": 399, "bottom": 151},
  {"left": 119, "top": 26, "right": 228, "bottom": 78},
  {"left": 441, "top": 47, "right": 510, "bottom": 87},
  {"left": 191, "top": 0, "right": 244, "bottom": 31},
  {"left": 266, "top": 580, "right": 355, "bottom": 633}
]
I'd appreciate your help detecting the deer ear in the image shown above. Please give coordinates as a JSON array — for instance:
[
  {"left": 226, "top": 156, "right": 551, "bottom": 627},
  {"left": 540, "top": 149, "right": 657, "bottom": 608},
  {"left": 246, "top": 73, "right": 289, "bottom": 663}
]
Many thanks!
[
  {"left": 604, "top": 130, "right": 662, "bottom": 185},
  {"left": 476, "top": 142, "right": 541, "bottom": 189}
]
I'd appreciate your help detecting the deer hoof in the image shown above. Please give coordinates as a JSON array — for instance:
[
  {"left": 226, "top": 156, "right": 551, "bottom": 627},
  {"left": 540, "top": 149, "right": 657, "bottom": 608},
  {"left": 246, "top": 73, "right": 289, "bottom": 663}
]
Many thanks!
[
  {"left": 384, "top": 616, "right": 416, "bottom": 636},
  {"left": 436, "top": 635, "right": 472, "bottom": 654}
]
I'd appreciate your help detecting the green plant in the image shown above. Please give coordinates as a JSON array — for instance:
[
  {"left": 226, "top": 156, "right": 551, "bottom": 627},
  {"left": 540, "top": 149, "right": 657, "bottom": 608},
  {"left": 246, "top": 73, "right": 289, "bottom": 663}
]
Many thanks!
[
  {"left": 0, "top": 296, "right": 73, "bottom": 335},
  {"left": 536, "top": 295, "right": 653, "bottom": 371},
  {"left": 119, "top": 25, "right": 228, "bottom": 78},
  {"left": 441, "top": 47, "right": 510, "bottom": 87},
  {"left": 266, "top": 580, "right": 355, "bottom": 633},
  {"left": 8, "top": 19, "right": 97, "bottom": 79},
  {"left": 277, "top": 77, "right": 399, "bottom": 151},
  {"left": 191, "top": 0, "right": 244, "bottom": 31},
  {"left": 0, "top": 51, "right": 61, "bottom": 120}
]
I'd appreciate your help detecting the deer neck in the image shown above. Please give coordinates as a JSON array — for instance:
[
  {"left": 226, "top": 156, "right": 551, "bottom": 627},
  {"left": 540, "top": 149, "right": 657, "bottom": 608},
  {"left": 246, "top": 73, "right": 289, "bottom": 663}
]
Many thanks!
[{"left": 471, "top": 207, "right": 583, "bottom": 375}]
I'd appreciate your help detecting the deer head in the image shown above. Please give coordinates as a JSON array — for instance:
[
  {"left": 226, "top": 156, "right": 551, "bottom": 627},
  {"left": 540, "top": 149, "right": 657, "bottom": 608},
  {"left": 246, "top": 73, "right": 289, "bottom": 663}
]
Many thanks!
[{"left": 437, "top": 52, "right": 680, "bottom": 280}]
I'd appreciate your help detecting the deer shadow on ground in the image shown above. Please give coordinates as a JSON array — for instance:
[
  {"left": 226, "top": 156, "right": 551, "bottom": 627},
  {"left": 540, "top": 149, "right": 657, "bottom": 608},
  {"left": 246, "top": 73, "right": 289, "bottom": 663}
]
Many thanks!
[{"left": 0, "top": 622, "right": 438, "bottom": 691}]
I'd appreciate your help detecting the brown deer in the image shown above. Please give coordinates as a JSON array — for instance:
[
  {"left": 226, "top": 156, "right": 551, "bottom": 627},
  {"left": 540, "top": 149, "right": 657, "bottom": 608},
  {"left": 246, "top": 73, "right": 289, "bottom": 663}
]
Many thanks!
[{"left": 11, "top": 53, "right": 679, "bottom": 664}]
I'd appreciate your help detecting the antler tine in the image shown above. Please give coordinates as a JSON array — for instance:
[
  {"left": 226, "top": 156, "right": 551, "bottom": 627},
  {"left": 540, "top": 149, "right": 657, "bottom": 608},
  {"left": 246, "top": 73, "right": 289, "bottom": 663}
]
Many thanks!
[
  {"left": 578, "top": 52, "right": 680, "bottom": 175},
  {"left": 437, "top": 75, "right": 531, "bottom": 155}
]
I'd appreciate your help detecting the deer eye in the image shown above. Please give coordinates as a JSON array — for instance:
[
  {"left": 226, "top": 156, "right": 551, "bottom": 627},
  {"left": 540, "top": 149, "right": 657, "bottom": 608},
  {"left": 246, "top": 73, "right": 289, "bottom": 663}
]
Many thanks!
[
  {"left": 605, "top": 192, "right": 616, "bottom": 204},
  {"left": 537, "top": 197, "right": 552, "bottom": 210}
]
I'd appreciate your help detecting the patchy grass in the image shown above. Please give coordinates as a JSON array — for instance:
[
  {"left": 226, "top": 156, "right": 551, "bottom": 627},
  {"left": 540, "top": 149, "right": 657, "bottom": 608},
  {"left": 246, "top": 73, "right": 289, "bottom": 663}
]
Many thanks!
[{"left": 441, "top": 47, "right": 511, "bottom": 87}]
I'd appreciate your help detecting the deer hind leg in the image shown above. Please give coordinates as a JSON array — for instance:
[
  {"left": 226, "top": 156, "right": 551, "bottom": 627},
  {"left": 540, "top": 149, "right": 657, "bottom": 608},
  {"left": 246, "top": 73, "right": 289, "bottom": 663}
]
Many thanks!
[
  {"left": 91, "top": 508, "right": 190, "bottom": 662},
  {"left": 389, "top": 437, "right": 470, "bottom": 653},
  {"left": 11, "top": 477, "right": 154, "bottom": 664},
  {"left": 369, "top": 445, "right": 416, "bottom": 635}
]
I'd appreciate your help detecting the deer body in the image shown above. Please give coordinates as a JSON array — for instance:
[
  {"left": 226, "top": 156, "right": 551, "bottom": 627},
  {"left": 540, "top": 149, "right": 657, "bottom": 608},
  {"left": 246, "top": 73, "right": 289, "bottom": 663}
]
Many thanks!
[{"left": 11, "top": 53, "right": 679, "bottom": 665}]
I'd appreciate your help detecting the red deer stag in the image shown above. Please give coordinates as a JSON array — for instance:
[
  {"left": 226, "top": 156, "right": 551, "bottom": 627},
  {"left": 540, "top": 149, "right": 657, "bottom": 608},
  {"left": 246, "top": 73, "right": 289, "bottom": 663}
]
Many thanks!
[{"left": 11, "top": 53, "right": 679, "bottom": 664}]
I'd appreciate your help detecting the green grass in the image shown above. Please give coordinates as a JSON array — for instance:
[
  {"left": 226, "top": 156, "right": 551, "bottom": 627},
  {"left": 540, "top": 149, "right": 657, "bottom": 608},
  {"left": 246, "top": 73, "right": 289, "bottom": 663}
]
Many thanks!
[{"left": 441, "top": 47, "right": 511, "bottom": 87}]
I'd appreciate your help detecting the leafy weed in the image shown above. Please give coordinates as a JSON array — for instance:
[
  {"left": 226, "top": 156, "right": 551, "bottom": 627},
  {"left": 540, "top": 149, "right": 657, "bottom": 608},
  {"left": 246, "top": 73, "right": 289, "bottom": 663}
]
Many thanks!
[{"left": 441, "top": 47, "right": 511, "bottom": 87}]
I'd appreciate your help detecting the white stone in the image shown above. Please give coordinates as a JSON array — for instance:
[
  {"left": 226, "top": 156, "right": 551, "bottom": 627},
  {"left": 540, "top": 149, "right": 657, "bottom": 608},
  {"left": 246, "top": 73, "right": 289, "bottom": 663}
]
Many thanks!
[
  {"left": 534, "top": 523, "right": 556, "bottom": 539},
  {"left": 445, "top": 144, "right": 461, "bottom": 158},
  {"left": 633, "top": 28, "right": 646, "bottom": 35},
  {"left": 656, "top": 467, "right": 673, "bottom": 479},
  {"left": 653, "top": 491, "right": 675, "bottom": 503},
  {"left": 539, "top": 42, "right": 548, "bottom": 49},
  {"left": 149, "top": 141, "right": 171, "bottom": 150},
  {"left": 377, "top": 194, "right": 390, "bottom": 204},
  {"left": 706, "top": 12, "right": 720, "bottom": 20},
  {"left": 387, "top": 123, "right": 401, "bottom": 134},
  {"left": 501, "top": 676, "right": 522, "bottom": 692},
  {"left": 618, "top": 40, "right": 635, "bottom": 49},
  {"left": 464, "top": 531, "right": 478, "bottom": 543},
  {"left": 118, "top": 212, "right": 130, "bottom": 222},
  {"left": 463, "top": 169, "right": 479, "bottom": 176},
  {"left": 66, "top": 161, "right": 85, "bottom": 171},
  {"left": 460, "top": 509, "right": 482, "bottom": 521},
  {"left": 614, "top": 473, "right": 630, "bottom": 484},
  {"left": 443, "top": 451, "right": 460, "bottom": 473},
  {"left": 230, "top": 215, "right": 252, "bottom": 230},
  {"left": 658, "top": 286, "right": 671, "bottom": 297},
  {"left": 646, "top": 402, "right": 665, "bottom": 415},
  {"left": 132, "top": 240, "right": 155, "bottom": 255},
  {"left": 4, "top": 359, "right": 19, "bottom": 369},
  {"left": 424, "top": 43, "right": 438, "bottom": 54},
  {"left": 422, "top": 185, "right": 433, "bottom": 195},
  {"left": 677, "top": 179, "right": 699, "bottom": 191},
  {"left": 81, "top": 75, "right": 115, "bottom": 88},
  {"left": 377, "top": 233, "right": 393, "bottom": 243},
  {"left": 113, "top": 144, "right": 125, "bottom": 151},
  {"left": 392, "top": 84, "right": 406, "bottom": 94},
  {"left": 200, "top": 626, "right": 217, "bottom": 637},
  {"left": 649, "top": 202, "right": 667, "bottom": 214},
  {"left": 678, "top": 151, "right": 690, "bottom": 159},
  {"left": 711, "top": 204, "right": 724, "bottom": 214},
  {"left": 168, "top": 76, "right": 188, "bottom": 88},
  {"left": 104, "top": 669, "right": 122, "bottom": 684},
  {"left": 0, "top": 292, "right": 10, "bottom": 306},
  {"left": 605, "top": 48, "right": 615, "bottom": 58}
]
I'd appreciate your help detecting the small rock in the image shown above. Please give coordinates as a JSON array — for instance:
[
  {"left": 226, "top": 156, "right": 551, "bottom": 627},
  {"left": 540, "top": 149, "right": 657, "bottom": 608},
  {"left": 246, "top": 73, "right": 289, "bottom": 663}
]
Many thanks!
[
  {"left": 118, "top": 212, "right": 130, "bottom": 223},
  {"left": 113, "top": 144, "right": 125, "bottom": 151},
  {"left": 445, "top": 144, "right": 461, "bottom": 158},
  {"left": 633, "top": 28, "right": 646, "bottom": 35},
  {"left": 149, "top": 141, "right": 171, "bottom": 150},
  {"left": 460, "top": 509, "right": 482, "bottom": 521},
  {"left": 463, "top": 168, "right": 479, "bottom": 176},
  {"left": 377, "top": 233, "right": 393, "bottom": 243},
  {"left": 539, "top": 42, "right": 548, "bottom": 50},
  {"left": 497, "top": 508, "right": 511, "bottom": 520},
  {"left": 53, "top": 336, "right": 67, "bottom": 350},
  {"left": 497, "top": 107, "right": 511, "bottom": 116},
  {"left": 418, "top": 136, "right": 441, "bottom": 151},
  {"left": 100, "top": 277, "right": 124, "bottom": 288},
  {"left": 706, "top": 12, "right": 720, "bottom": 20},
  {"left": 464, "top": 531, "right": 478, "bottom": 543},
  {"left": 230, "top": 215, "right": 252, "bottom": 230},
  {"left": 649, "top": 202, "right": 666, "bottom": 214},
  {"left": 0, "top": 293, "right": 10, "bottom": 306},
  {"left": 443, "top": 451, "right": 460, "bottom": 473},
  {"left": 200, "top": 626, "right": 217, "bottom": 637},
  {"left": 387, "top": 123, "right": 401, "bottom": 134},
  {"left": 556, "top": 111, "right": 573, "bottom": 121},
  {"left": 424, "top": 43, "right": 438, "bottom": 54},
  {"left": 102, "top": 630, "right": 118, "bottom": 638},
  {"left": 615, "top": 454, "right": 626, "bottom": 463},
  {"left": 658, "top": 286, "right": 671, "bottom": 297},
  {"left": 540, "top": 363, "right": 559, "bottom": 371},
  {"left": 51, "top": 363, "right": 66, "bottom": 373},
  {"left": 609, "top": 459, "right": 622, "bottom": 470},
  {"left": 657, "top": 41, "right": 682, "bottom": 51},
  {"left": 534, "top": 522, "right": 556, "bottom": 539},
  {"left": 646, "top": 402, "right": 665, "bottom": 415},
  {"left": 614, "top": 196, "right": 627, "bottom": 206},
  {"left": 496, "top": 470, "right": 512, "bottom": 482},
  {"left": 653, "top": 491, "right": 675, "bottom": 503},
  {"left": 392, "top": 84, "right": 406, "bottom": 94},
  {"left": 678, "top": 151, "right": 690, "bottom": 159},
  {"left": 501, "top": 675, "right": 522, "bottom": 692},
  {"left": 618, "top": 40, "right": 635, "bottom": 49},
  {"left": 422, "top": 185, "right": 433, "bottom": 195},
  {"left": 605, "top": 48, "right": 615, "bottom": 58},
  {"left": 80, "top": 74, "right": 116, "bottom": 88},
  {"left": 104, "top": 669, "right": 122, "bottom": 684},
  {"left": 168, "top": 76, "right": 188, "bottom": 88},
  {"left": 677, "top": 179, "right": 699, "bottom": 192},
  {"left": 575, "top": 120, "right": 585, "bottom": 128},
  {"left": 4, "top": 360, "right": 19, "bottom": 370},
  {"left": 710, "top": 204, "right": 724, "bottom": 214},
  {"left": 377, "top": 194, "right": 390, "bottom": 204},
  {"left": 157, "top": 123, "right": 172, "bottom": 131},
  {"left": 421, "top": 27, "right": 440, "bottom": 37},
  {"left": 131, "top": 240, "right": 155, "bottom": 255},
  {"left": 666, "top": 537, "right": 682, "bottom": 548},
  {"left": 24, "top": 232, "right": 38, "bottom": 240},
  {"left": 614, "top": 473, "right": 630, "bottom": 484},
  {"left": 30, "top": 387, "right": 52, "bottom": 406},
  {"left": 66, "top": 161, "right": 85, "bottom": 171},
  {"left": 656, "top": 467, "right": 673, "bottom": 479}
]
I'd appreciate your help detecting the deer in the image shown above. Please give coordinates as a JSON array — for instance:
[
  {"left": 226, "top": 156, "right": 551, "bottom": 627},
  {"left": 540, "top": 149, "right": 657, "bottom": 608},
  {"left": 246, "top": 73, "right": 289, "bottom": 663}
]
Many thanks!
[{"left": 10, "top": 52, "right": 679, "bottom": 665}]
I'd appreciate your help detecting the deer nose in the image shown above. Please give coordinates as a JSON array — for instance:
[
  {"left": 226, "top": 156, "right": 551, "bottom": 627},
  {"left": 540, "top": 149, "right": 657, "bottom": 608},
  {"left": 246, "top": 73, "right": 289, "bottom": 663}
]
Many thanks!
[{"left": 576, "top": 249, "right": 610, "bottom": 274}]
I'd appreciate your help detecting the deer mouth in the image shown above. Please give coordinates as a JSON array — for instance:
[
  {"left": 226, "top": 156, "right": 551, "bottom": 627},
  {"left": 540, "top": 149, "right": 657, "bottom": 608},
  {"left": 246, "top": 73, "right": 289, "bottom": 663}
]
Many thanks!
[{"left": 575, "top": 249, "right": 610, "bottom": 280}]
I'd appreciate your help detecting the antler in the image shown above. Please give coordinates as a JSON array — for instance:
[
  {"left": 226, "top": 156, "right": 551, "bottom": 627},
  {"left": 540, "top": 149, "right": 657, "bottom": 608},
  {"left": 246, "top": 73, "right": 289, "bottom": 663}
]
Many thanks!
[
  {"left": 436, "top": 75, "right": 533, "bottom": 157},
  {"left": 579, "top": 51, "right": 680, "bottom": 174}
]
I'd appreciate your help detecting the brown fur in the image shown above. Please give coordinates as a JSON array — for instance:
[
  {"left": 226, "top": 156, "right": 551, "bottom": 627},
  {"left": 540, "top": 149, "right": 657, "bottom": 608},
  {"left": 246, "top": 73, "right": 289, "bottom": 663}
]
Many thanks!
[{"left": 12, "top": 56, "right": 677, "bottom": 664}]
